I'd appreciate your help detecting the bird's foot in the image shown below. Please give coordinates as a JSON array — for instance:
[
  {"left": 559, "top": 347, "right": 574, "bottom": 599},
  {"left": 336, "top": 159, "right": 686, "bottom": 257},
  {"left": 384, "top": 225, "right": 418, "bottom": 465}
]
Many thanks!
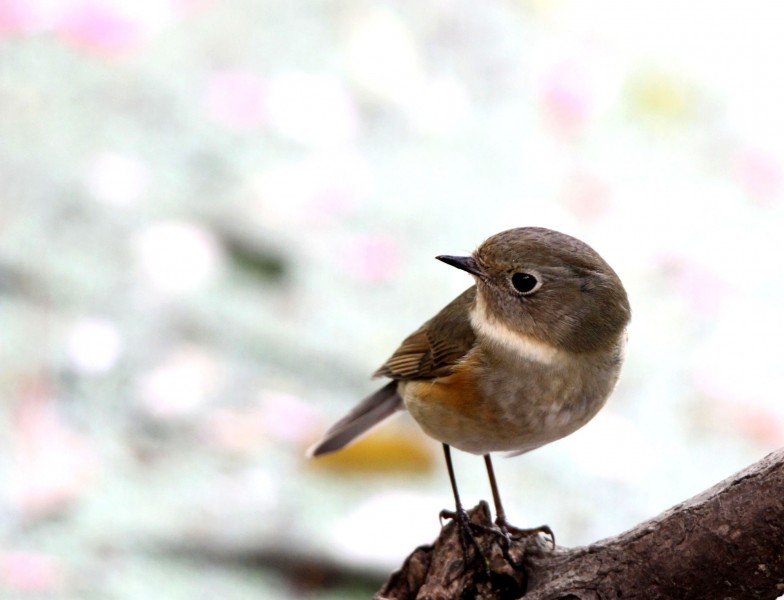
[
  {"left": 439, "top": 508, "right": 489, "bottom": 569},
  {"left": 495, "top": 516, "right": 556, "bottom": 549}
]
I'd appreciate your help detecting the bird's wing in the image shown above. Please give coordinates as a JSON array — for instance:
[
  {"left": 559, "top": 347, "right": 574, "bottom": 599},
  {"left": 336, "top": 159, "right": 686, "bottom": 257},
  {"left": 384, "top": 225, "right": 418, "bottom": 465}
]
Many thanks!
[
  {"left": 308, "top": 287, "right": 477, "bottom": 458},
  {"left": 374, "top": 286, "right": 477, "bottom": 380}
]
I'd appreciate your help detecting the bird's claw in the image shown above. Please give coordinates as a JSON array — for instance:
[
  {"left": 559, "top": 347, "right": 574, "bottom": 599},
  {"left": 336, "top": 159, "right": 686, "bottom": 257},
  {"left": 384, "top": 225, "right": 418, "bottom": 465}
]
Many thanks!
[
  {"left": 439, "top": 508, "right": 488, "bottom": 568},
  {"left": 495, "top": 516, "right": 556, "bottom": 549}
]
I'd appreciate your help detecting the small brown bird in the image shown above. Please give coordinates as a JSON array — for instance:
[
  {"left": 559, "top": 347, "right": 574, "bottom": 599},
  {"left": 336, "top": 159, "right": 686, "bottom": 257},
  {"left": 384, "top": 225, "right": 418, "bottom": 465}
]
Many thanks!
[{"left": 309, "top": 227, "right": 630, "bottom": 541}]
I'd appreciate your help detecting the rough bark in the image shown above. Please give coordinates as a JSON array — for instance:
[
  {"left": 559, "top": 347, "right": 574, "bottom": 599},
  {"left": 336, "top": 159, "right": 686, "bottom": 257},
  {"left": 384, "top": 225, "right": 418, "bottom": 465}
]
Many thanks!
[{"left": 376, "top": 448, "right": 784, "bottom": 600}]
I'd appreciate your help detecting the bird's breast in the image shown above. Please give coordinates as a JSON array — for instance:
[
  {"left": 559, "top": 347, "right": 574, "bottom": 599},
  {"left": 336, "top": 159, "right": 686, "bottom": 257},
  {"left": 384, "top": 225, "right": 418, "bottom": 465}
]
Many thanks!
[{"left": 400, "top": 341, "right": 623, "bottom": 455}]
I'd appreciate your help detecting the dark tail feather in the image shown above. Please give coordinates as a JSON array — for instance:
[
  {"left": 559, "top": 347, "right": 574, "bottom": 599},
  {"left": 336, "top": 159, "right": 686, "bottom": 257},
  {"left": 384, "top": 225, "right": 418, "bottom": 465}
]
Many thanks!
[{"left": 307, "top": 381, "right": 403, "bottom": 457}]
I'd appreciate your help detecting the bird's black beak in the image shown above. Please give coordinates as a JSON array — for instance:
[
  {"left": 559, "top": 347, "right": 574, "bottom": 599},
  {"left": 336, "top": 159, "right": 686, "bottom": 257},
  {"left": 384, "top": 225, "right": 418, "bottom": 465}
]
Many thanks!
[{"left": 436, "top": 255, "right": 484, "bottom": 278}]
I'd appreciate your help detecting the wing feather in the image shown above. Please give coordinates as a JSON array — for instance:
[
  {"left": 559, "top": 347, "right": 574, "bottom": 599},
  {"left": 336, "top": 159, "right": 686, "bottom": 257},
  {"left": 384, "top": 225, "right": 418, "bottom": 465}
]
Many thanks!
[{"left": 374, "top": 286, "right": 477, "bottom": 380}]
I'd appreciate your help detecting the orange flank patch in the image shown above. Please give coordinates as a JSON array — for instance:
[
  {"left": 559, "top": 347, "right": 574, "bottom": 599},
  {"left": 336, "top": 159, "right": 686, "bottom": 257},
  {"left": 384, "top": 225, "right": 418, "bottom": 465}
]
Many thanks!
[{"left": 407, "top": 353, "right": 483, "bottom": 412}]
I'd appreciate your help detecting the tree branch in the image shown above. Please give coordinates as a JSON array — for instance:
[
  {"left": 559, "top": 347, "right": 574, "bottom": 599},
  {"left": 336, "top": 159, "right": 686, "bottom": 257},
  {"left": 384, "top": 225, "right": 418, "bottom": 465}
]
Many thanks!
[{"left": 375, "top": 448, "right": 784, "bottom": 600}]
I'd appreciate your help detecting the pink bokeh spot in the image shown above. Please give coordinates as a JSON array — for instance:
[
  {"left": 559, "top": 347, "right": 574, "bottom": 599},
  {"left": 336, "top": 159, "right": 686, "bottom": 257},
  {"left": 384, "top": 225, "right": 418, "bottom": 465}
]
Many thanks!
[
  {"left": 2, "top": 0, "right": 193, "bottom": 41},
  {"left": 0, "top": 552, "right": 63, "bottom": 592},
  {"left": 543, "top": 66, "right": 591, "bottom": 137},
  {"left": 0, "top": 0, "right": 42, "bottom": 35},
  {"left": 55, "top": 3, "right": 155, "bottom": 57},
  {"left": 733, "top": 148, "right": 782, "bottom": 205},
  {"left": 201, "top": 392, "right": 321, "bottom": 453},
  {"left": 202, "top": 407, "right": 269, "bottom": 454},
  {"left": 710, "top": 400, "right": 784, "bottom": 447},
  {"left": 307, "top": 188, "right": 357, "bottom": 224},
  {"left": 656, "top": 254, "right": 732, "bottom": 318},
  {"left": 259, "top": 392, "right": 321, "bottom": 445},
  {"left": 8, "top": 380, "right": 99, "bottom": 518},
  {"left": 204, "top": 70, "right": 268, "bottom": 130},
  {"left": 343, "top": 235, "right": 401, "bottom": 283}
]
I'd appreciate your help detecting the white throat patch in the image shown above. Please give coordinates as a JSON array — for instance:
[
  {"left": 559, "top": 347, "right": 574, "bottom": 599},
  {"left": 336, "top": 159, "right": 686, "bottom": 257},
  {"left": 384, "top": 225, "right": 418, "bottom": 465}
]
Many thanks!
[{"left": 470, "top": 294, "right": 565, "bottom": 365}]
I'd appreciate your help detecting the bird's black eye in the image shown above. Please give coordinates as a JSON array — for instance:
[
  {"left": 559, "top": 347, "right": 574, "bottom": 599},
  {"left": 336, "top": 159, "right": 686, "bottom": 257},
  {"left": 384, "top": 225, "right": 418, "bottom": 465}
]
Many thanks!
[{"left": 511, "top": 272, "right": 539, "bottom": 294}]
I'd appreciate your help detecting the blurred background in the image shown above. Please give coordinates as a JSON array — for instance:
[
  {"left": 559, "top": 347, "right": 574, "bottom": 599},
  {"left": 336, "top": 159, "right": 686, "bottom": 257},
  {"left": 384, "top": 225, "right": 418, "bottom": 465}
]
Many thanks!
[{"left": 2, "top": 0, "right": 784, "bottom": 598}]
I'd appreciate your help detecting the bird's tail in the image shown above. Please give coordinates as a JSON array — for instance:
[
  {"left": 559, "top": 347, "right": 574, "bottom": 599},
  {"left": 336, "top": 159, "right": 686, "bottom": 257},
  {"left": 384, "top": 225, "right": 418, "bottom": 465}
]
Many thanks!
[{"left": 307, "top": 381, "right": 403, "bottom": 457}]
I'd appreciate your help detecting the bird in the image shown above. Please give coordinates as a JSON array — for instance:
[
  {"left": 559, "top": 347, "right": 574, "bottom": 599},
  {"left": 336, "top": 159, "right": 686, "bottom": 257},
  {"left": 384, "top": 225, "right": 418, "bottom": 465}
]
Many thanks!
[{"left": 308, "top": 227, "right": 631, "bottom": 547}]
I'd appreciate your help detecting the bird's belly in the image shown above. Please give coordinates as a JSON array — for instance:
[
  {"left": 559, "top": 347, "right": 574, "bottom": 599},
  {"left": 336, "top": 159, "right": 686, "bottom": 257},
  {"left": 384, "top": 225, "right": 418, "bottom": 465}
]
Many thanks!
[{"left": 400, "top": 356, "right": 614, "bottom": 455}]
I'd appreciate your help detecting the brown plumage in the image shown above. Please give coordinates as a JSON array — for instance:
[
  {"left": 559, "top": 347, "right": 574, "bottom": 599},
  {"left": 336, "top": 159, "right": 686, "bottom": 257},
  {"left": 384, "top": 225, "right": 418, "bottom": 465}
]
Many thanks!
[
  {"left": 308, "top": 226, "right": 631, "bottom": 540},
  {"left": 374, "top": 287, "right": 477, "bottom": 380}
]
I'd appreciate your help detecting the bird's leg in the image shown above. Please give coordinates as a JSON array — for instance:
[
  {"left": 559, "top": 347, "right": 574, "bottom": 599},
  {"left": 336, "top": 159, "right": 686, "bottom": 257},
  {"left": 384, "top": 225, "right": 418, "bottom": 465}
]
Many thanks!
[
  {"left": 484, "top": 454, "right": 556, "bottom": 548},
  {"left": 438, "top": 444, "right": 485, "bottom": 563}
]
